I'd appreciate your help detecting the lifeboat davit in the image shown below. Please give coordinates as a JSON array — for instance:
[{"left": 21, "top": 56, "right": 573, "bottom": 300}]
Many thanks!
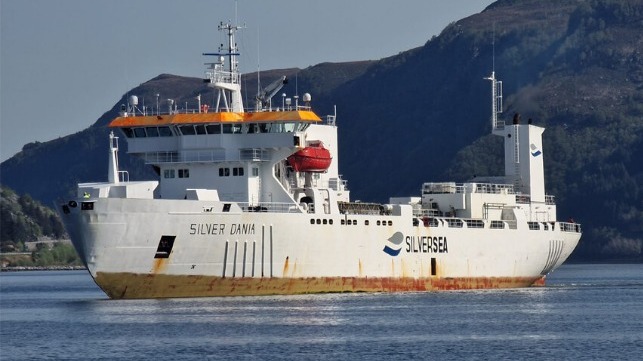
[{"left": 287, "top": 142, "right": 332, "bottom": 172}]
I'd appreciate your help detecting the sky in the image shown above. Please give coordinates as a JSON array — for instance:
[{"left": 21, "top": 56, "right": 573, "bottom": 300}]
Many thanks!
[{"left": 0, "top": 0, "right": 494, "bottom": 162}]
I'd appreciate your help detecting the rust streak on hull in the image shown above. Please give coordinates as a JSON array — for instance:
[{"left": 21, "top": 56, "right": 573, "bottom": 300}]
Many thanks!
[{"left": 95, "top": 272, "right": 547, "bottom": 299}]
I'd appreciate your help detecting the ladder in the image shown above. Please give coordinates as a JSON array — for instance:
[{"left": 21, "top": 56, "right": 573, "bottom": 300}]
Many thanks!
[{"left": 513, "top": 125, "right": 521, "bottom": 190}]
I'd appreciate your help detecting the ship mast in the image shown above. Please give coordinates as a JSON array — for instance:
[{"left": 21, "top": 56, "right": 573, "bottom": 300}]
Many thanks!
[
  {"left": 203, "top": 21, "right": 246, "bottom": 113},
  {"left": 108, "top": 131, "right": 120, "bottom": 184},
  {"left": 485, "top": 71, "right": 503, "bottom": 134}
]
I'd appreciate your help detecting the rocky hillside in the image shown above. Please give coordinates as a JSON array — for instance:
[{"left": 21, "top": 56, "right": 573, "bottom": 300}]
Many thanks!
[{"left": 1, "top": 0, "right": 641, "bottom": 261}]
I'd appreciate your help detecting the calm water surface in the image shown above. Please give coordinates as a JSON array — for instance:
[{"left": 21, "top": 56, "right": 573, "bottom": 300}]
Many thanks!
[{"left": 1, "top": 264, "right": 642, "bottom": 360}]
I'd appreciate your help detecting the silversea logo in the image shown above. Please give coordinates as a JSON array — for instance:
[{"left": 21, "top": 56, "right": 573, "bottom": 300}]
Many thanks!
[
  {"left": 383, "top": 232, "right": 405, "bottom": 256},
  {"left": 383, "top": 232, "right": 449, "bottom": 256}
]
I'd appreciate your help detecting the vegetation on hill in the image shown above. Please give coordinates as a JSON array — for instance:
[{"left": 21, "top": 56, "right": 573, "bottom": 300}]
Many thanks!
[
  {"left": 0, "top": 186, "right": 67, "bottom": 251},
  {"left": 0, "top": 0, "right": 641, "bottom": 261},
  {"left": 0, "top": 186, "right": 81, "bottom": 267},
  {"left": 1, "top": 242, "right": 81, "bottom": 268},
  {"left": 440, "top": 0, "right": 643, "bottom": 260}
]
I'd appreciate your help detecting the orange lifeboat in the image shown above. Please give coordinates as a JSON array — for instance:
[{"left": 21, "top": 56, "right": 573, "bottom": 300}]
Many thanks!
[{"left": 287, "top": 142, "right": 332, "bottom": 172}]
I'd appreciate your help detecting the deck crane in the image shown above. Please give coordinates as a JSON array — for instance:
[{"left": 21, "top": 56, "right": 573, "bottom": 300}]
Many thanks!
[{"left": 255, "top": 76, "right": 288, "bottom": 111}]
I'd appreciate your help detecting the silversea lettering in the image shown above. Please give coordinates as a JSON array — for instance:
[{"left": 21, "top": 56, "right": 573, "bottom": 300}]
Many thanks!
[
  {"left": 189, "top": 223, "right": 256, "bottom": 236},
  {"left": 405, "top": 236, "right": 448, "bottom": 253}
]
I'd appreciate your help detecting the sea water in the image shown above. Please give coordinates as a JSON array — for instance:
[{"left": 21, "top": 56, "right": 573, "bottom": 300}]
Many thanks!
[{"left": 1, "top": 264, "right": 642, "bottom": 360}]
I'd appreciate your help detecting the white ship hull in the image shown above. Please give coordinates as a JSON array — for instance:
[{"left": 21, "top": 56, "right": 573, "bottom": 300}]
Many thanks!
[
  {"left": 59, "top": 23, "right": 581, "bottom": 298},
  {"left": 63, "top": 197, "right": 580, "bottom": 298}
]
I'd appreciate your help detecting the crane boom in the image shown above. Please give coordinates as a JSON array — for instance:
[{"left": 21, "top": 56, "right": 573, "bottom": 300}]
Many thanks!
[{"left": 255, "top": 76, "right": 288, "bottom": 110}]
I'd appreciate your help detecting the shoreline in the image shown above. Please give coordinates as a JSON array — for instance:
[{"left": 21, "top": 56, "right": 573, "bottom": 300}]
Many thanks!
[{"left": 1, "top": 266, "right": 86, "bottom": 272}]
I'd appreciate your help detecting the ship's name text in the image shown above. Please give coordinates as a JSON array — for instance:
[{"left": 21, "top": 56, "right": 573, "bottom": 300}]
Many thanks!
[
  {"left": 189, "top": 223, "right": 256, "bottom": 236},
  {"left": 406, "top": 236, "right": 448, "bottom": 253}
]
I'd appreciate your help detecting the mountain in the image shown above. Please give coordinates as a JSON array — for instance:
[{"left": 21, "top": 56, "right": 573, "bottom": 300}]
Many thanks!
[{"left": 1, "top": 0, "right": 641, "bottom": 261}]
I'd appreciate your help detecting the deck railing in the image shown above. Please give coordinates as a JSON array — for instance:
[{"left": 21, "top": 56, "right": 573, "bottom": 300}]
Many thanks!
[
  {"left": 238, "top": 202, "right": 301, "bottom": 214},
  {"left": 142, "top": 149, "right": 272, "bottom": 164}
]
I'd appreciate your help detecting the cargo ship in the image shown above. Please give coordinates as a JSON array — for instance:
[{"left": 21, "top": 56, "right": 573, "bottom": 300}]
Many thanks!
[{"left": 59, "top": 21, "right": 581, "bottom": 299}]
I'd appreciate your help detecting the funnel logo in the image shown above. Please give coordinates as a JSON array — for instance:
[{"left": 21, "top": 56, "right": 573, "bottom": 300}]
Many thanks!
[
  {"left": 383, "top": 232, "right": 404, "bottom": 256},
  {"left": 530, "top": 143, "right": 542, "bottom": 157}
]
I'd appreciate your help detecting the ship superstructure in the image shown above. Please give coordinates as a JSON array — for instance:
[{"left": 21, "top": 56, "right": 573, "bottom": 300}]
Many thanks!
[{"left": 59, "top": 22, "right": 580, "bottom": 299}]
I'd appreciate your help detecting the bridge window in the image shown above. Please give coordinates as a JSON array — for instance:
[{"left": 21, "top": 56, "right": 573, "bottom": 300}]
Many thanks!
[
  {"left": 247, "top": 123, "right": 258, "bottom": 134},
  {"left": 133, "top": 128, "right": 147, "bottom": 137},
  {"left": 195, "top": 125, "right": 207, "bottom": 135},
  {"left": 233, "top": 167, "right": 244, "bottom": 176},
  {"left": 219, "top": 167, "right": 230, "bottom": 177},
  {"left": 179, "top": 125, "right": 196, "bottom": 135},
  {"left": 251, "top": 167, "right": 259, "bottom": 177},
  {"left": 297, "top": 123, "right": 309, "bottom": 131},
  {"left": 164, "top": 169, "right": 175, "bottom": 178},
  {"left": 146, "top": 127, "right": 159, "bottom": 137},
  {"left": 122, "top": 128, "right": 134, "bottom": 138},
  {"left": 206, "top": 124, "right": 221, "bottom": 134},
  {"left": 159, "top": 126, "right": 173, "bottom": 137}
]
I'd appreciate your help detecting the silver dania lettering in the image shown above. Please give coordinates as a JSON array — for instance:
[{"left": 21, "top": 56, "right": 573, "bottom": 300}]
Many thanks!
[
  {"left": 189, "top": 223, "right": 255, "bottom": 236},
  {"left": 190, "top": 223, "right": 225, "bottom": 235}
]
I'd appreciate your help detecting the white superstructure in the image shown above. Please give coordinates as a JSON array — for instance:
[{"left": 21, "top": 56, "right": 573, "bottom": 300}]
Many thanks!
[{"left": 59, "top": 22, "right": 580, "bottom": 299}]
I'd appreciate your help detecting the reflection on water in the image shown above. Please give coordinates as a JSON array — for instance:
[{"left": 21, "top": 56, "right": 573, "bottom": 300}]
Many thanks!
[{"left": 1, "top": 264, "right": 642, "bottom": 360}]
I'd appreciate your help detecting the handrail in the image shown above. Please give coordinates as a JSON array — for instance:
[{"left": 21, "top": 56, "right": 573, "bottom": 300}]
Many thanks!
[
  {"left": 422, "top": 182, "right": 516, "bottom": 195},
  {"left": 560, "top": 222, "right": 581, "bottom": 233},
  {"left": 142, "top": 149, "right": 273, "bottom": 164},
  {"left": 238, "top": 202, "right": 301, "bottom": 214}
]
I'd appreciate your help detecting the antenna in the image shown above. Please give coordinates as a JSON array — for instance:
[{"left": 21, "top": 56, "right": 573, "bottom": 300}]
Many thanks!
[
  {"left": 492, "top": 23, "right": 496, "bottom": 72},
  {"left": 257, "top": 26, "right": 261, "bottom": 109},
  {"left": 235, "top": 0, "right": 238, "bottom": 27},
  {"left": 485, "top": 23, "right": 502, "bottom": 133}
]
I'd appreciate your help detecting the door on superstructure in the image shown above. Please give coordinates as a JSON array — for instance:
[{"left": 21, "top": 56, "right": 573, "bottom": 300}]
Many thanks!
[{"left": 248, "top": 166, "right": 261, "bottom": 206}]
